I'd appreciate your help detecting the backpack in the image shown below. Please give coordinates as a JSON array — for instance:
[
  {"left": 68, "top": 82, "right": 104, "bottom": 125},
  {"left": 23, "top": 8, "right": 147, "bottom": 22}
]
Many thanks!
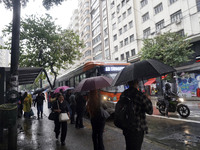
[{"left": 114, "top": 95, "right": 137, "bottom": 130}]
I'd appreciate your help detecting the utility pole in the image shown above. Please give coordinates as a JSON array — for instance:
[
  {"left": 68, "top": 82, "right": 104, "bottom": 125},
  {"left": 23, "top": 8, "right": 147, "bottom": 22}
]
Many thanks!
[{"left": 8, "top": 0, "right": 21, "bottom": 149}]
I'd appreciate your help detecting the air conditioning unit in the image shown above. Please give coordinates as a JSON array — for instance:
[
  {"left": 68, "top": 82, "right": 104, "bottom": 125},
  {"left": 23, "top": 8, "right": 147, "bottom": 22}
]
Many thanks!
[{"left": 175, "top": 18, "right": 182, "bottom": 24}]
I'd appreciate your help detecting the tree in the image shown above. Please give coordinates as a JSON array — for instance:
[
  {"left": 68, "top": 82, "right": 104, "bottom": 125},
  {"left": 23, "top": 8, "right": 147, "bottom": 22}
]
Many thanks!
[
  {"left": 139, "top": 31, "right": 194, "bottom": 67},
  {"left": 3, "top": 14, "right": 84, "bottom": 88}
]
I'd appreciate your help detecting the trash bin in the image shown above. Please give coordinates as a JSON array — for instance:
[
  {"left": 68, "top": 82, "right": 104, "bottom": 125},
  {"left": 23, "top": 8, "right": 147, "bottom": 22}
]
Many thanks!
[{"left": 0, "top": 103, "right": 17, "bottom": 128}]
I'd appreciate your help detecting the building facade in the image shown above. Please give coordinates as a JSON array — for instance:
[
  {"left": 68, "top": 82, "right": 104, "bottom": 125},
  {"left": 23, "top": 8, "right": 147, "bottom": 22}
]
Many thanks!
[{"left": 0, "top": 37, "right": 10, "bottom": 67}]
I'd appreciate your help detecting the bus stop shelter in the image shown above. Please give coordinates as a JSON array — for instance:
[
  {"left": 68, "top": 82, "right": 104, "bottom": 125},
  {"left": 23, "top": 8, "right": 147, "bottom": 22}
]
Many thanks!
[{"left": 0, "top": 67, "right": 45, "bottom": 104}]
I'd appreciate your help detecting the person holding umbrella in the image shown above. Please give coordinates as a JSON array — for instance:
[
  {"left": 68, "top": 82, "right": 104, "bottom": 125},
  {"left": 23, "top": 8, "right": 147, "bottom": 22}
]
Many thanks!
[
  {"left": 87, "top": 90, "right": 106, "bottom": 150},
  {"left": 118, "top": 80, "right": 153, "bottom": 150}
]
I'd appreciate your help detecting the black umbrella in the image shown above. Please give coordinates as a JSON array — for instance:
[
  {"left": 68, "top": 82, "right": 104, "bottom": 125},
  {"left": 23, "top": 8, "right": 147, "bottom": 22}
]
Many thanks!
[
  {"left": 33, "top": 86, "right": 49, "bottom": 95},
  {"left": 112, "top": 59, "right": 176, "bottom": 86}
]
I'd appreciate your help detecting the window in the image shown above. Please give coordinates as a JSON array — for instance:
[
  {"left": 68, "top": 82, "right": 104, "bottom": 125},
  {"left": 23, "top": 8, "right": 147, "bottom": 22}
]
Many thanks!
[
  {"left": 112, "top": 12, "right": 115, "bottom": 19},
  {"left": 142, "top": 12, "right": 149, "bottom": 22},
  {"left": 118, "top": 16, "right": 121, "bottom": 23},
  {"left": 119, "top": 28, "right": 123, "bottom": 35},
  {"left": 117, "top": 4, "right": 120, "bottom": 13},
  {"left": 140, "top": 0, "right": 148, "bottom": 8},
  {"left": 154, "top": 3, "right": 163, "bottom": 14},
  {"left": 143, "top": 27, "right": 151, "bottom": 38},
  {"left": 115, "top": 57, "right": 119, "bottom": 61},
  {"left": 155, "top": 20, "right": 164, "bottom": 31},
  {"left": 93, "top": 43, "right": 102, "bottom": 54},
  {"left": 170, "top": 10, "right": 182, "bottom": 23},
  {"left": 114, "top": 45, "right": 118, "bottom": 52},
  {"left": 196, "top": 0, "right": 200, "bottom": 12},
  {"left": 113, "top": 34, "right": 117, "bottom": 41},
  {"left": 94, "top": 53, "right": 102, "bottom": 60},
  {"left": 129, "top": 21, "right": 133, "bottom": 29},
  {"left": 103, "top": 18, "right": 107, "bottom": 27},
  {"left": 122, "top": 0, "right": 126, "bottom": 7},
  {"left": 112, "top": 23, "right": 116, "bottom": 30},
  {"left": 122, "top": 12, "right": 126, "bottom": 20},
  {"left": 126, "top": 51, "right": 130, "bottom": 59},
  {"left": 124, "top": 25, "right": 128, "bottom": 32},
  {"left": 121, "top": 54, "right": 125, "bottom": 60},
  {"left": 92, "top": 34, "right": 101, "bottom": 45},
  {"left": 176, "top": 29, "right": 184, "bottom": 36},
  {"left": 85, "top": 50, "right": 91, "bottom": 57},
  {"left": 127, "top": 7, "right": 132, "bottom": 15},
  {"left": 131, "top": 49, "right": 135, "bottom": 56},
  {"left": 120, "top": 41, "right": 123, "bottom": 48},
  {"left": 105, "top": 49, "right": 110, "bottom": 59},
  {"left": 124, "top": 38, "right": 129, "bottom": 46},
  {"left": 105, "top": 38, "right": 109, "bottom": 47},
  {"left": 111, "top": 1, "right": 115, "bottom": 9},
  {"left": 169, "top": 0, "right": 178, "bottom": 5},
  {"left": 130, "top": 34, "right": 134, "bottom": 42},
  {"left": 104, "top": 28, "right": 108, "bottom": 36}
]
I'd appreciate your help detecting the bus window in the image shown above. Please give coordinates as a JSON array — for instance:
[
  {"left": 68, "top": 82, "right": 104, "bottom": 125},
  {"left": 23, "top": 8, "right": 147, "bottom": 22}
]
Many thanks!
[
  {"left": 69, "top": 78, "right": 74, "bottom": 87},
  {"left": 65, "top": 81, "right": 68, "bottom": 86},
  {"left": 75, "top": 76, "right": 79, "bottom": 86},
  {"left": 80, "top": 73, "right": 86, "bottom": 81}
]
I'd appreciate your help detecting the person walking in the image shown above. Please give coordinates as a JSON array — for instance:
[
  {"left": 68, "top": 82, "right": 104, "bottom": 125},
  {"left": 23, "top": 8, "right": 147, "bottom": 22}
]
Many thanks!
[
  {"left": 69, "top": 90, "right": 76, "bottom": 124},
  {"left": 87, "top": 90, "right": 106, "bottom": 150},
  {"left": 23, "top": 92, "right": 33, "bottom": 118},
  {"left": 120, "top": 80, "right": 153, "bottom": 150},
  {"left": 75, "top": 92, "right": 86, "bottom": 129},
  {"left": 35, "top": 92, "right": 45, "bottom": 119},
  {"left": 52, "top": 94, "right": 70, "bottom": 146}
]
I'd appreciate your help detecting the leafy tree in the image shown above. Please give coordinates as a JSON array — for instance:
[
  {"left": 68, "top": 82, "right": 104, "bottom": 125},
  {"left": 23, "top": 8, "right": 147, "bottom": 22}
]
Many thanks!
[
  {"left": 3, "top": 14, "right": 84, "bottom": 88},
  {"left": 139, "top": 31, "right": 194, "bottom": 67}
]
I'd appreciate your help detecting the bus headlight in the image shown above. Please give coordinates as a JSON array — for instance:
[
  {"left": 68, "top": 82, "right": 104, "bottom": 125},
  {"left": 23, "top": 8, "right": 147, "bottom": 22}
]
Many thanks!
[
  {"left": 103, "top": 96, "right": 107, "bottom": 101},
  {"left": 178, "top": 98, "right": 184, "bottom": 102}
]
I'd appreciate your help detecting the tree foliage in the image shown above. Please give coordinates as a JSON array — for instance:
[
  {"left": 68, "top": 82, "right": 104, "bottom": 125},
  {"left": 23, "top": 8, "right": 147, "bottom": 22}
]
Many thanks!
[
  {"left": 0, "top": 0, "right": 64, "bottom": 10},
  {"left": 139, "top": 32, "right": 194, "bottom": 67},
  {"left": 3, "top": 14, "right": 84, "bottom": 88}
]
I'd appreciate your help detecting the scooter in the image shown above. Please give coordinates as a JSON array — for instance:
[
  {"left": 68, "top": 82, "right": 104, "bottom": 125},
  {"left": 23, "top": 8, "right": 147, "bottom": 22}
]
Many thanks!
[{"left": 156, "top": 96, "right": 190, "bottom": 118}]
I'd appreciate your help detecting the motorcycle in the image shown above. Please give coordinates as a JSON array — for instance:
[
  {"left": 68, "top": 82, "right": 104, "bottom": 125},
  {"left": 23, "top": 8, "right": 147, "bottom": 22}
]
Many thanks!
[{"left": 156, "top": 96, "right": 190, "bottom": 118}]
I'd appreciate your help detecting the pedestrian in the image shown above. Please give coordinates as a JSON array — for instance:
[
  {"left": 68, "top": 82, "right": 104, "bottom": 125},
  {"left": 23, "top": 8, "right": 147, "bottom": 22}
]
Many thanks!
[
  {"left": 17, "top": 92, "right": 23, "bottom": 118},
  {"left": 69, "top": 90, "right": 76, "bottom": 124},
  {"left": 23, "top": 92, "right": 34, "bottom": 118},
  {"left": 120, "top": 80, "right": 153, "bottom": 150},
  {"left": 52, "top": 93, "right": 70, "bottom": 146},
  {"left": 35, "top": 92, "right": 45, "bottom": 119},
  {"left": 87, "top": 90, "right": 106, "bottom": 150},
  {"left": 75, "top": 92, "right": 86, "bottom": 129}
]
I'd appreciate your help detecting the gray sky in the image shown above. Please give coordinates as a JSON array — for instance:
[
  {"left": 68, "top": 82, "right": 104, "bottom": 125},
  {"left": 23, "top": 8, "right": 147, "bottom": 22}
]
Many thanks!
[{"left": 0, "top": 0, "right": 78, "bottom": 35}]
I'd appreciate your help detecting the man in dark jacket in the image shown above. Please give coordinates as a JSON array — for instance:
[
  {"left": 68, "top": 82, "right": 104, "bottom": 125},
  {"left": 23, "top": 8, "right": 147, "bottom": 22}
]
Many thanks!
[
  {"left": 75, "top": 92, "right": 86, "bottom": 128},
  {"left": 121, "top": 80, "right": 153, "bottom": 150},
  {"left": 35, "top": 92, "right": 45, "bottom": 119}
]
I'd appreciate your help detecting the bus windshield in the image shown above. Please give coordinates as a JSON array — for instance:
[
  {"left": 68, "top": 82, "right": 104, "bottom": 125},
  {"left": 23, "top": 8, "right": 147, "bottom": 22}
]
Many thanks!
[{"left": 102, "top": 73, "right": 125, "bottom": 93}]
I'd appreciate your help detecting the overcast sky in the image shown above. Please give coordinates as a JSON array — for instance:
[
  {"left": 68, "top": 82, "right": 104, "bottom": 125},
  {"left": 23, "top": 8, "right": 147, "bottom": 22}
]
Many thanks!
[{"left": 0, "top": 0, "right": 78, "bottom": 35}]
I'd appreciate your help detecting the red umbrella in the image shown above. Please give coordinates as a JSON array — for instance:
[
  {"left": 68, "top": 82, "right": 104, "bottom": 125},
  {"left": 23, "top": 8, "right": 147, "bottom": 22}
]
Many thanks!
[
  {"left": 54, "top": 86, "right": 69, "bottom": 93},
  {"left": 74, "top": 76, "right": 113, "bottom": 92}
]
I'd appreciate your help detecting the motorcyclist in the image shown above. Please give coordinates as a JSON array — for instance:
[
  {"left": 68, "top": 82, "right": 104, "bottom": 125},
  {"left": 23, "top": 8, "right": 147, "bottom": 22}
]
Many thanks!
[{"left": 163, "top": 83, "right": 176, "bottom": 117}]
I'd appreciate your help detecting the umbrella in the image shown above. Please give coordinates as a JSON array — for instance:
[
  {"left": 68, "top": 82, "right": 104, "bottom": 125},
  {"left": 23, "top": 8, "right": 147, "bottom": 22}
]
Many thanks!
[
  {"left": 74, "top": 76, "right": 113, "bottom": 92},
  {"left": 33, "top": 86, "right": 49, "bottom": 95},
  {"left": 112, "top": 59, "right": 176, "bottom": 86},
  {"left": 54, "top": 86, "right": 70, "bottom": 93}
]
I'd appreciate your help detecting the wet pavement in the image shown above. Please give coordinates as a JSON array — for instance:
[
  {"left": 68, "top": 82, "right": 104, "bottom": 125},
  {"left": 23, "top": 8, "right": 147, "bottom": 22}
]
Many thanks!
[
  {"left": 1, "top": 98, "right": 200, "bottom": 150},
  {"left": 15, "top": 104, "right": 168, "bottom": 150}
]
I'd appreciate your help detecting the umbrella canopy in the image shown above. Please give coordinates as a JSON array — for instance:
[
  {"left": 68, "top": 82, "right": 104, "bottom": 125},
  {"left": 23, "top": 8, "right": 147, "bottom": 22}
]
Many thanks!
[
  {"left": 33, "top": 86, "right": 49, "bottom": 95},
  {"left": 74, "top": 76, "right": 113, "bottom": 92},
  {"left": 112, "top": 59, "right": 176, "bottom": 86},
  {"left": 54, "top": 86, "right": 70, "bottom": 93}
]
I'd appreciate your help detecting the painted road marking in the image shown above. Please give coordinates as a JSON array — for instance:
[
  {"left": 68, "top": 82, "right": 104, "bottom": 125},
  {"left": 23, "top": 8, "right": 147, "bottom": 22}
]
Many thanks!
[{"left": 148, "top": 114, "right": 200, "bottom": 124}]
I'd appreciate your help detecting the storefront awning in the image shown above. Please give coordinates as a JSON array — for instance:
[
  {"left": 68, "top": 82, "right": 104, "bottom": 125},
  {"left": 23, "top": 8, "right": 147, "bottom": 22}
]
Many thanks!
[{"left": 144, "top": 78, "right": 156, "bottom": 86}]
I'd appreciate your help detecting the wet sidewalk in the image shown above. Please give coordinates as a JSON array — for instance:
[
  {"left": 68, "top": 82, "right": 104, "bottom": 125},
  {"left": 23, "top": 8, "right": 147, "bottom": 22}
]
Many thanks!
[{"left": 15, "top": 103, "right": 169, "bottom": 150}]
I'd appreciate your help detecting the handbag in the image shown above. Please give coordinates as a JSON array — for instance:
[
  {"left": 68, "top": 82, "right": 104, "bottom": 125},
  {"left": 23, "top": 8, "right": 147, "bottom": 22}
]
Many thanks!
[
  {"left": 100, "top": 107, "right": 110, "bottom": 119},
  {"left": 57, "top": 100, "right": 69, "bottom": 122},
  {"left": 48, "top": 112, "right": 56, "bottom": 121},
  {"left": 59, "top": 113, "right": 69, "bottom": 122}
]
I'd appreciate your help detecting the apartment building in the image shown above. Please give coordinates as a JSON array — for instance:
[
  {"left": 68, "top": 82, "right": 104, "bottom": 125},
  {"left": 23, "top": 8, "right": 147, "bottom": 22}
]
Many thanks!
[{"left": 76, "top": 0, "right": 200, "bottom": 65}]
